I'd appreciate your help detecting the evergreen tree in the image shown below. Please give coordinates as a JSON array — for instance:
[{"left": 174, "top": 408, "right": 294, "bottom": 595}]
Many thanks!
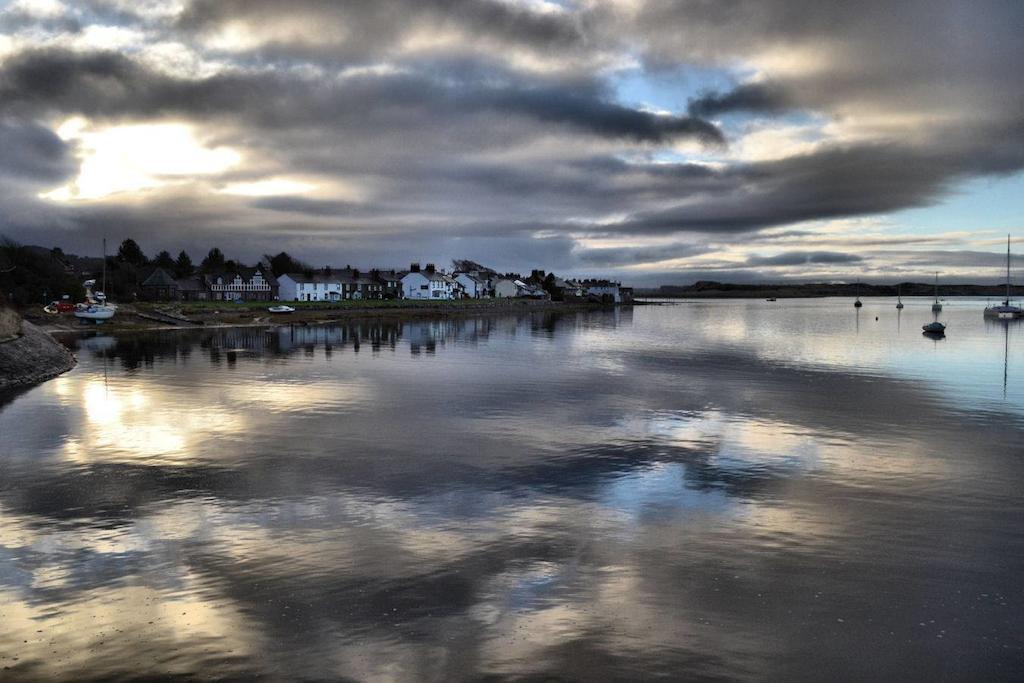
[
  {"left": 266, "top": 251, "right": 307, "bottom": 277},
  {"left": 175, "top": 250, "right": 194, "bottom": 277},
  {"left": 117, "top": 238, "right": 147, "bottom": 267},
  {"left": 154, "top": 250, "right": 175, "bottom": 270},
  {"left": 200, "top": 247, "right": 225, "bottom": 272}
]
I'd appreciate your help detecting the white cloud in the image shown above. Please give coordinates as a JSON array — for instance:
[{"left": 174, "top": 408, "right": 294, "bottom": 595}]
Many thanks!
[{"left": 41, "top": 119, "right": 241, "bottom": 201}]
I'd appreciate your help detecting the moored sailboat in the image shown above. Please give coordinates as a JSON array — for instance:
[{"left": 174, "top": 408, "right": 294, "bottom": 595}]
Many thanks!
[{"left": 984, "top": 235, "right": 1022, "bottom": 319}]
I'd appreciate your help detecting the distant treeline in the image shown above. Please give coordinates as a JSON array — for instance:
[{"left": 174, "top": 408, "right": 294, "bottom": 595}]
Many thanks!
[
  {"left": 639, "top": 281, "right": 1024, "bottom": 299},
  {"left": 0, "top": 236, "right": 314, "bottom": 306}
]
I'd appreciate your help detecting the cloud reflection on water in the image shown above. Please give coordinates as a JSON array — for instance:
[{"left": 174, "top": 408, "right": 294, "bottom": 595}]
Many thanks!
[{"left": 1, "top": 304, "right": 1023, "bottom": 680}]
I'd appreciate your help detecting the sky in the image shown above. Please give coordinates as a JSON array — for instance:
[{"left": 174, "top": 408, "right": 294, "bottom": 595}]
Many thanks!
[{"left": 1, "top": 0, "right": 1022, "bottom": 285}]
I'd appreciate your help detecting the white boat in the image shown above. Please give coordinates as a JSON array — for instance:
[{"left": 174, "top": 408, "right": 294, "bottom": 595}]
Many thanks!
[
  {"left": 74, "top": 303, "right": 116, "bottom": 321},
  {"left": 984, "top": 235, "right": 1022, "bottom": 319},
  {"left": 931, "top": 272, "right": 942, "bottom": 312},
  {"left": 268, "top": 305, "right": 296, "bottom": 314},
  {"left": 73, "top": 241, "right": 117, "bottom": 324}
]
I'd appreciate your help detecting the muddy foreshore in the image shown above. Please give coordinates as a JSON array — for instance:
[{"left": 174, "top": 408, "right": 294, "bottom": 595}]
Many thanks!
[{"left": 28, "top": 299, "right": 628, "bottom": 335}]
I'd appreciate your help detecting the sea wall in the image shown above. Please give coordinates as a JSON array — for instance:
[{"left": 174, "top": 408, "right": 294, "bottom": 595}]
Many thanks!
[{"left": 0, "top": 311, "right": 76, "bottom": 391}]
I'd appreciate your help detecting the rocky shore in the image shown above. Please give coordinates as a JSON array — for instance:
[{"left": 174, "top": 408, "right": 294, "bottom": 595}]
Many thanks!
[{"left": 0, "top": 310, "right": 77, "bottom": 391}]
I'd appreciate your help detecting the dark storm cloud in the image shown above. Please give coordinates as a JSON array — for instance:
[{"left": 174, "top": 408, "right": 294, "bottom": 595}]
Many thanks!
[
  {"left": 573, "top": 242, "right": 712, "bottom": 267},
  {"left": 746, "top": 251, "right": 863, "bottom": 267},
  {"left": 601, "top": 138, "right": 1024, "bottom": 236},
  {"left": 0, "top": 119, "right": 75, "bottom": 184},
  {"left": 250, "top": 196, "right": 359, "bottom": 217},
  {"left": 1, "top": 0, "right": 1022, "bottom": 280},
  {"left": 176, "top": 0, "right": 590, "bottom": 59},
  {"left": 688, "top": 83, "right": 792, "bottom": 117},
  {"left": 0, "top": 48, "right": 721, "bottom": 144}
]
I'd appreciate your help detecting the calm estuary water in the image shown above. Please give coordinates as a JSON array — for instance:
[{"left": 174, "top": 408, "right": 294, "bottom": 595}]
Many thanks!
[{"left": 2, "top": 298, "right": 1023, "bottom": 681}]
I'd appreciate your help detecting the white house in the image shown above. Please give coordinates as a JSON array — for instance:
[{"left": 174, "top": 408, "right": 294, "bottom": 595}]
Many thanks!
[
  {"left": 580, "top": 279, "right": 622, "bottom": 303},
  {"left": 455, "top": 272, "right": 491, "bottom": 298},
  {"left": 494, "top": 277, "right": 528, "bottom": 298},
  {"left": 402, "top": 269, "right": 460, "bottom": 300},
  {"left": 278, "top": 273, "right": 343, "bottom": 302}
]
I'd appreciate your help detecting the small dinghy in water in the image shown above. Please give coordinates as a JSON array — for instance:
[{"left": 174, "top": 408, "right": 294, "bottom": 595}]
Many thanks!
[
  {"left": 922, "top": 321, "right": 946, "bottom": 334},
  {"left": 268, "top": 305, "right": 296, "bottom": 314}
]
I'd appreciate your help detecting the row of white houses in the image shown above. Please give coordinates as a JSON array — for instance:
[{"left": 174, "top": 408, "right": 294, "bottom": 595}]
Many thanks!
[{"left": 277, "top": 264, "right": 631, "bottom": 303}]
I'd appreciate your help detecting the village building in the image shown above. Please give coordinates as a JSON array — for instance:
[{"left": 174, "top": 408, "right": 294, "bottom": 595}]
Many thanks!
[
  {"left": 547, "top": 277, "right": 584, "bottom": 301},
  {"left": 278, "top": 273, "right": 342, "bottom": 301},
  {"left": 176, "top": 276, "right": 208, "bottom": 301},
  {"left": 371, "top": 269, "right": 404, "bottom": 299},
  {"left": 580, "top": 279, "right": 624, "bottom": 303},
  {"left": 140, "top": 267, "right": 179, "bottom": 301},
  {"left": 338, "top": 269, "right": 386, "bottom": 299},
  {"left": 279, "top": 268, "right": 390, "bottom": 301},
  {"left": 454, "top": 272, "right": 492, "bottom": 298},
  {"left": 207, "top": 266, "right": 278, "bottom": 301},
  {"left": 493, "top": 277, "right": 527, "bottom": 298},
  {"left": 401, "top": 264, "right": 461, "bottom": 300}
]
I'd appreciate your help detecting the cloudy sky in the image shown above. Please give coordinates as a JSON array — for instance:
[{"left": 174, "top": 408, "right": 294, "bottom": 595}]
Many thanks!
[{"left": 1, "top": 0, "right": 1022, "bottom": 284}]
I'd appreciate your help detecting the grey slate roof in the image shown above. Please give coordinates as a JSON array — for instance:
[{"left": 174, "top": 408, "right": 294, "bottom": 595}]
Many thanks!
[{"left": 142, "top": 267, "right": 178, "bottom": 288}]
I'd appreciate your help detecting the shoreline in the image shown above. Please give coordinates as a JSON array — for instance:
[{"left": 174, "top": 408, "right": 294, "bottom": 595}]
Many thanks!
[
  {"left": 0, "top": 317, "right": 77, "bottom": 392},
  {"left": 27, "top": 299, "right": 628, "bottom": 336}
]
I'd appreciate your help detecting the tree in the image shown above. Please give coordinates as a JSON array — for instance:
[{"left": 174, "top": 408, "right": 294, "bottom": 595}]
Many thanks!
[
  {"left": 154, "top": 250, "right": 175, "bottom": 270},
  {"left": 266, "top": 251, "right": 307, "bottom": 277},
  {"left": 452, "top": 259, "right": 493, "bottom": 274},
  {"left": 200, "top": 247, "right": 225, "bottom": 272},
  {"left": 117, "top": 238, "right": 147, "bottom": 267},
  {"left": 175, "top": 250, "right": 194, "bottom": 277}
]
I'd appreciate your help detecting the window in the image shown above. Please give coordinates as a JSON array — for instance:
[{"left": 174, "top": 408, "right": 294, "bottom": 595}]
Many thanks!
[{"left": 420, "top": 284, "right": 428, "bottom": 290}]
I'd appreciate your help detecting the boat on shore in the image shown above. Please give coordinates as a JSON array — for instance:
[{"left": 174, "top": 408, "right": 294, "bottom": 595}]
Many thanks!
[
  {"left": 268, "top": 305, "right": 296, "bottom": 314},
  {"left": 74, "top": 302, "right": 116, "bottom": 322},
  {"left": 73, "top": 240, "right": 117, "bottom": 324},
  {"left": 984, "top": 235, "right": 1022, "bottom": 319}
]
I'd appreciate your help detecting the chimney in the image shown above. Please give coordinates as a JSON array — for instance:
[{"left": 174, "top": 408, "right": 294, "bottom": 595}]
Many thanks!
[
  {"left": 425, "top": 263, "right": 436, "bottom": 273},
  {"left": 410, "top": 262, "right": 421, "bottom": 272}
]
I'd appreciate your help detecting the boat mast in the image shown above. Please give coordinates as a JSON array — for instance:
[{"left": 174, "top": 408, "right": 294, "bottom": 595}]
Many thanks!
[
  {"left": 934, "top": 272, "right": 938, "bottom": 303},
  {"left": 102, "top": 237, "right": 106, "bottom": 296},
  {"left": 1007, "top": 234, "right": 1012, "bottom": 305}
]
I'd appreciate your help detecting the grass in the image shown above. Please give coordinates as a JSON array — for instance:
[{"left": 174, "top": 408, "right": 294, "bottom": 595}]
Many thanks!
[{"left": 141, "top": 298, "right": 549, "bottom": 316}]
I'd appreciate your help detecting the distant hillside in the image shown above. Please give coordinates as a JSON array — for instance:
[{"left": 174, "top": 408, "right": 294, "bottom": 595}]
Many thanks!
[{"left": 637, "top": 281, "right": 1024, "bottom": 299}]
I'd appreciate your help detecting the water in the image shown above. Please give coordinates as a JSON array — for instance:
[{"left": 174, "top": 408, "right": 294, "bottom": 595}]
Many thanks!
[{"left": 1, "top": 298, "right": 1023, "bottom": 681}]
